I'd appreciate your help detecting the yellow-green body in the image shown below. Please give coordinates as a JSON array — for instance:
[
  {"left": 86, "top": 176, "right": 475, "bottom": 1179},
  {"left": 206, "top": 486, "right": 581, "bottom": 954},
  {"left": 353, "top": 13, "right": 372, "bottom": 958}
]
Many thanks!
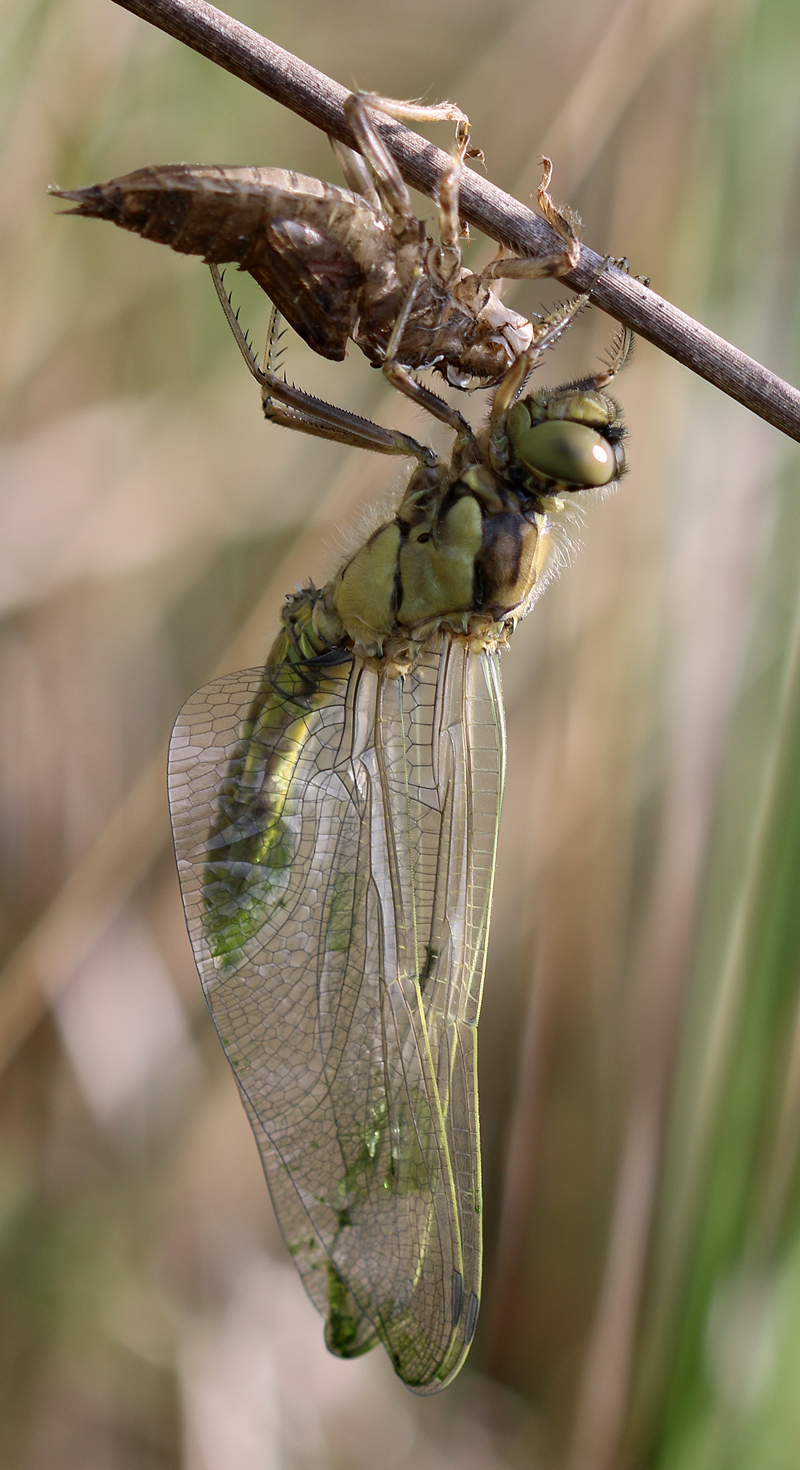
[{"left": 168, "top": 375, "right": 626, "bottom": 1392}]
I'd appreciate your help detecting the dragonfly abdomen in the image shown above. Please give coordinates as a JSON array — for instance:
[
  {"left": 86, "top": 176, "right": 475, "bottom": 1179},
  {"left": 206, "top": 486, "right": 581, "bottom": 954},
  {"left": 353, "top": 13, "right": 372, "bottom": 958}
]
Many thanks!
[{"left": 202, "top": 590, "right": 351, "bottom": 963}]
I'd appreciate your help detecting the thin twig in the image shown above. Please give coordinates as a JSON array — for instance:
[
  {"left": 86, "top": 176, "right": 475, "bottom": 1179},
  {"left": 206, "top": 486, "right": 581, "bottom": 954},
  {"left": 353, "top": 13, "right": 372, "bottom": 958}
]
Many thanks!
[{"left": 109, "top": 0, "right": 800, "bottom": 444}]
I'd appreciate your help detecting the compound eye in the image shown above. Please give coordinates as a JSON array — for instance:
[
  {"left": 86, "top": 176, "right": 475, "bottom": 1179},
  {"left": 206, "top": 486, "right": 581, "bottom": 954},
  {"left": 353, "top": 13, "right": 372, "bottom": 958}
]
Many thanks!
[{"left": 515, "top": 419, "right": 621, "bottom": 487}]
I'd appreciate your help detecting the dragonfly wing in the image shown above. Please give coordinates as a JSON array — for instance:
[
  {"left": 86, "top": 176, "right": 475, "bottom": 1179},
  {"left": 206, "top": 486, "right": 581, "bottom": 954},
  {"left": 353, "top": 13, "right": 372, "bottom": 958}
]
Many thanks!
[
  {"left": 169, "top": 663, "right": 379, "bottom": 1351},
  {"left": 168, "top": 638, "right": 505, "bottom": 1391},
  {"left": 422, "top": 643, "right": 507, "bottom": 1362},
  {"left": 327, "top": 641, "right": 506, "bottom": 1388}
]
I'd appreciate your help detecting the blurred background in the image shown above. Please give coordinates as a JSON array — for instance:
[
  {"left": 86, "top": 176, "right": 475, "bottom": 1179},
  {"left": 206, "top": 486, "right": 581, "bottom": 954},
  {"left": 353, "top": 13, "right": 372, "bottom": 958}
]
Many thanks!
[{"left": 3, "top": 0, "right": 800, "bottom": 1465}]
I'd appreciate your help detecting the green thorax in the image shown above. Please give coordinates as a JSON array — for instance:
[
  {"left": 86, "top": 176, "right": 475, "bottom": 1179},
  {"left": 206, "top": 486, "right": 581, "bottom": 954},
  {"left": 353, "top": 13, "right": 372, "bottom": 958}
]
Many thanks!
[{"left": 315, "top": 380, "right": 625, "bottom": 669}]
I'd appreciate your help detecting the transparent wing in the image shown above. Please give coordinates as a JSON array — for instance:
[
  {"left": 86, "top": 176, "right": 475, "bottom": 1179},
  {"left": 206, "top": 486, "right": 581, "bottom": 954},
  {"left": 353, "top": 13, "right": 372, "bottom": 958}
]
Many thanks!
[{"left": 168, "top": 635, "right": 505, "bottom": 1392}]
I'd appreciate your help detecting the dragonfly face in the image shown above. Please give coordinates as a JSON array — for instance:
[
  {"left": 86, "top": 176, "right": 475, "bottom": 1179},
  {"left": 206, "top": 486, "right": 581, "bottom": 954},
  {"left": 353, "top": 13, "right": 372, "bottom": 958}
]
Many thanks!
[{"left": 167, "top": 311, "right": 630, "bottom": 1390}]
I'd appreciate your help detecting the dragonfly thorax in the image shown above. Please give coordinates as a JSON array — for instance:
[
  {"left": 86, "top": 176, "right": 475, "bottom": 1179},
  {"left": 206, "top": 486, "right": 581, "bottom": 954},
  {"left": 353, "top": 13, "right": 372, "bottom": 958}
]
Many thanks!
[
  {"left": 310, "top": 466, "right": 547, "bottom": 669},
  {"left": 312, "top": 377, "right": 626, "bottom": 670}
]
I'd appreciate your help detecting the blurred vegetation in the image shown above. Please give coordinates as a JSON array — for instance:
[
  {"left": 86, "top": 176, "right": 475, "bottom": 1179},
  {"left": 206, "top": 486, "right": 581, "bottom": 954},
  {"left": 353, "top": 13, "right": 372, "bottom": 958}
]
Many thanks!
[{"left": 2, "top": 0, "right": 800, "bottom": 1466}]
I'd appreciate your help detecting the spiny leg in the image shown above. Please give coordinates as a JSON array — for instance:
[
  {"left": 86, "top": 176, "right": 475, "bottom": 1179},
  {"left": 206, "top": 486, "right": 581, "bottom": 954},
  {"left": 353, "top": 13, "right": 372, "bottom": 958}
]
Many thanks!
[
  {"left": 489, "top": 289, "right": 596, "bottom": 438},
  {"left": 568, "top": 256, "right": 640, "bottom": 391},
  {"left": 380, "top": 266, "right": 478, "bottom": 443},
  {"left": 210, "top": 265, "right": 436, "bottom": 464},
  {"left": 571, "top": 323, "right": 635, "bottom": 393}
]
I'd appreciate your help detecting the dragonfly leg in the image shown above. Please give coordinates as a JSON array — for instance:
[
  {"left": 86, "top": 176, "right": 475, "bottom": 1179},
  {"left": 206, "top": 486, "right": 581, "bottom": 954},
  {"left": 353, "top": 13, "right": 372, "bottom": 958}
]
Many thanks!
[
  {"left": 609, "top": 255, "right": 651, "bottom": 289},
  {"left": 343, "top": 93, "right": 474, "bottom": 285},
  {"left": 329, "top": 137, "right": 381, "bottom": 210},
  {"left": 343, "top": 93, "right": 418, "bottom": 223},
  {"left": 571, "top": 323, "right": 635, "bottom": 392},
  {"left": 488, "top": 252, "right": 617, "bottom": 454},
  {"left": 477, "top": 156, "right": 582, "bottom": 286},
  {"left": 433, "top": 149, "right": 465, "bottom": 287},
  {"left": 210, "top": 266, "right": 436, "bottom": 463},
  {"left": 489, "top": 290, "right": 595, "bottom": 437},
  {"left": 380, "top": 267, "right": 478, "bottom": 442},
  {"left": 563, "top": 257, "right": 639, "bottom": 391}
]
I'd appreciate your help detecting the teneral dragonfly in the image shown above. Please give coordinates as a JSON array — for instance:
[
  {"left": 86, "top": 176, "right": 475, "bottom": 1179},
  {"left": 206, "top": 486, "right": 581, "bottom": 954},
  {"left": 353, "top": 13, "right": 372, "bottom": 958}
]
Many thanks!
[
  {"left": 52, "top": 93, "right": 582, "bottom": 388},
  {"left": 167, "top": 228, "right": 631, "bottom": 1388}
]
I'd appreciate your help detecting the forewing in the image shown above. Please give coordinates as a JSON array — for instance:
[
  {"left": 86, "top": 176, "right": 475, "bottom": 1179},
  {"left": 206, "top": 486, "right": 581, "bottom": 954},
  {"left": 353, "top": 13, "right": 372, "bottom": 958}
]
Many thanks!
[
  {"left": 362, "top": 640, "right": 505, "bottom": 1382},
  {"left": 168, "top": 639, "right": 505, "bottom": 1391},
  {"left": 169, "top": 663, "right": 377, "bottom": 1353}
]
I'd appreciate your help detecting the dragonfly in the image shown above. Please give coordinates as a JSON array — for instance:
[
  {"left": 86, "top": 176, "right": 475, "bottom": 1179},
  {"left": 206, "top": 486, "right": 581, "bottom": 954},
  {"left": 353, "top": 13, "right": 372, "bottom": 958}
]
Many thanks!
[
  {"left": 52, "top": 93, "right": 582, "bottom": 388},
  {"left": 167, "top": 182, "right": 632, "bottom": 1387}
]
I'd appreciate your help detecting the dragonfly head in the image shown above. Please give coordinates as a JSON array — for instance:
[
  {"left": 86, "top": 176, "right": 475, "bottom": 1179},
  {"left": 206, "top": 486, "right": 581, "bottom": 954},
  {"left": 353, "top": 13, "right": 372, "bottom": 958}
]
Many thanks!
[
  {"left": 506, "top": 383, "right": 626, "bottom": 492},
  {"left": 489, "top": 321, "right": 632, "bottom": 495}
]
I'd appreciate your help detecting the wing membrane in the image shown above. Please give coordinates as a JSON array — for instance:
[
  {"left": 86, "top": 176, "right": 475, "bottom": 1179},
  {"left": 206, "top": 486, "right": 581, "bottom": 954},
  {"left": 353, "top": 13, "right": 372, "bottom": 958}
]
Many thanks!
[{"left": 168, "top": 636, "right": 504, "bottom": 1391}]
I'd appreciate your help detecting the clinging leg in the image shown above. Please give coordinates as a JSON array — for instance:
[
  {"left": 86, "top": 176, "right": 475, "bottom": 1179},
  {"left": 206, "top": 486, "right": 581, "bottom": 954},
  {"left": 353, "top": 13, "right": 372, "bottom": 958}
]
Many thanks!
[
  {"left": 489, "top": 289, "right": 595, "bottom": 439},
  {"left": 342, "top": 92, "right": 474, "bottom": 285},
  {"left": 477, "top": 156, "right": 582, "bottom": 287},
  {"left": 379, "top": 266, "right": 478, "bottom": 442},
  {"left": 210, "top": 266, "right": 437, "bottom": 465}
]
